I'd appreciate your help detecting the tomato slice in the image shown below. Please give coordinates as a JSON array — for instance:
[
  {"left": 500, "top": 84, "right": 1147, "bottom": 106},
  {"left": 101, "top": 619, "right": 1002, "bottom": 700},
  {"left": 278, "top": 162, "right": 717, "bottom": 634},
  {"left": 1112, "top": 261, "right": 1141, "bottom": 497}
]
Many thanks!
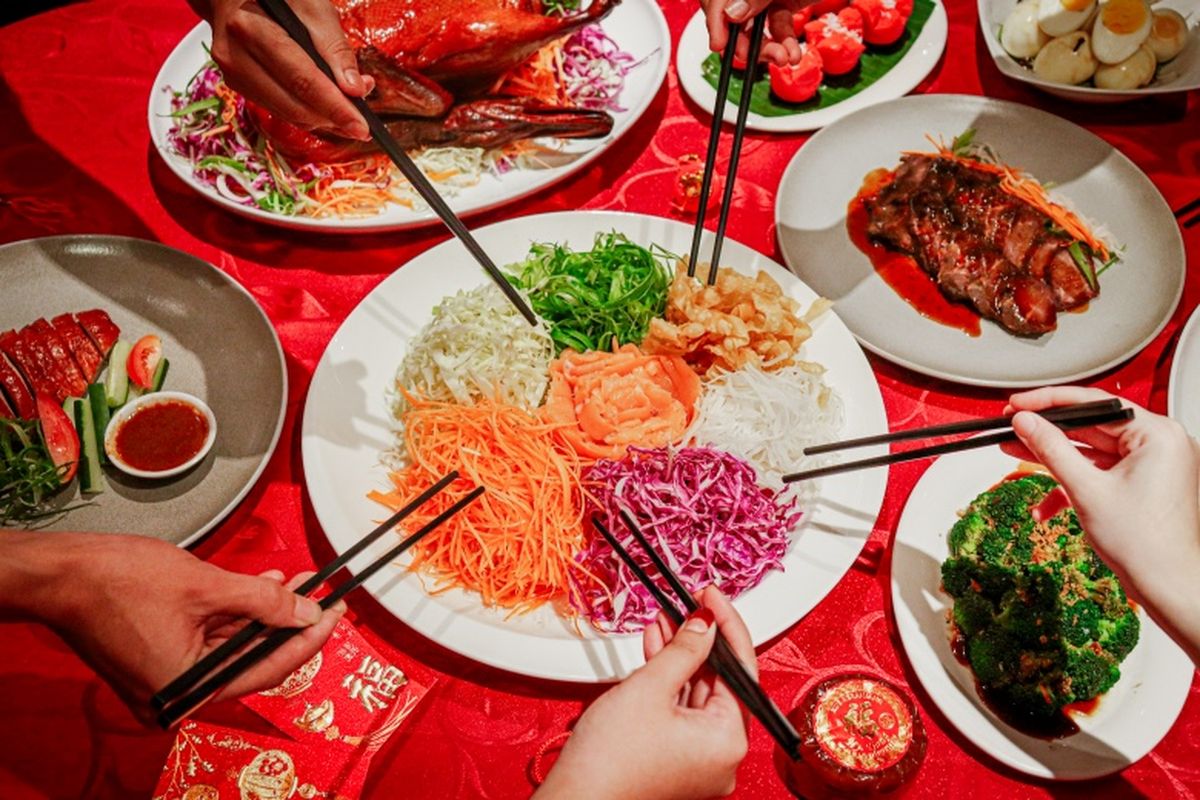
[
  {"left": 36, "top": 393, "right": 79, "bottom": 485},
  {"left": 127, "top": 334, "right": 163, "bottom": 390}
]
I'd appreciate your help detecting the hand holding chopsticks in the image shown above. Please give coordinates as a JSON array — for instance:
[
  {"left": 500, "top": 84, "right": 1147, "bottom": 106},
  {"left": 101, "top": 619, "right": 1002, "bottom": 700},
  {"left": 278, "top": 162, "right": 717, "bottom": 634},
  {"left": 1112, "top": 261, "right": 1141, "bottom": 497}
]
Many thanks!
[
  {"left": 784, "top": 399, "right": 1133, "bottom": 483},
  {"left": 153, "top": 472, "right": 483, "bottom": 728},
  {"left": 593, "top": 511, "right": 802, "bottom": 759}
]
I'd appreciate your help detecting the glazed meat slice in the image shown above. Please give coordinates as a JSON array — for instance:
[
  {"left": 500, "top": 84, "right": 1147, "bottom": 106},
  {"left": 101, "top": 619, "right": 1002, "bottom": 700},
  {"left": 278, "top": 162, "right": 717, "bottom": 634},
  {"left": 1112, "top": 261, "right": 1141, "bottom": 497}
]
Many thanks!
[
  {"left": 864, "top": 154, "right": 1099, "bottom": 336},
  {"left": 15, "top": 325, "right": 75, "bottom": 404},
  {"left": 51, "top": 313, "right": 104, "bottom": 383},
  {"left": 0, "top": 334, "right": 36, "bottom": 419},
  {"left": 75, "top": 309, "right": 120, "bottom": 356},
  {"left": 0, "top": 329, "right": 61, "bottom": 404},
  {"left": 0, "top": 386, "right": 13, "bottom": 419},
  {"left": 27, "top": 318, "right": 89, "bottom": 398}
]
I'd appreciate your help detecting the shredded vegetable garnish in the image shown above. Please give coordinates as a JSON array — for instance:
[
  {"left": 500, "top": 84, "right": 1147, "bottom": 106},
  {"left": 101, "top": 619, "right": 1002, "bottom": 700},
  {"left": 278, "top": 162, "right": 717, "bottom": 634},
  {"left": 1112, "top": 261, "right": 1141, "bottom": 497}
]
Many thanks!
[
  {"left": 388, "top": 283, "right": 553, "bottom": 450},
  {"left": 643, "top": 263, "right": 828, "bottom": 378},
  {"left": 370, "top": 396, "right": 598, "bottom": 614},
  {"left": 0, "top": 418, "right": 80, "bottom": 526},
  {"left": 685, "top": 363, "right": 843, "bottom": 504},
  {"left": 572, "top": 446, "right": 803, "bottom": 632},
  {"left": 543, "top": 343, "right": 701, "bottom": 460},
  {"left": 507, "top": 232, "right": 674, "bottom": 354}
]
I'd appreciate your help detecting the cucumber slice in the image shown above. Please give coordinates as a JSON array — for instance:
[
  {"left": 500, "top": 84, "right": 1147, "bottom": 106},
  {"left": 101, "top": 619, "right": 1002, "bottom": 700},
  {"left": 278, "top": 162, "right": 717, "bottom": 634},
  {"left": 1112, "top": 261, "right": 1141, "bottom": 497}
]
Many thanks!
[
  {"left": 62, "top": 397, "right": 79, "bottom": 428},
  {"left": 105, "top": 340, "right": 133, "bottom": 408},
  {"left": 72, "top": 394, "right": 105, "bottom": 494},
  {"left": 150, "top": 358, "right": 170, "bottom": 393},
  {"left": 87, "top": 383, "right": 111, "bottom": 466}
]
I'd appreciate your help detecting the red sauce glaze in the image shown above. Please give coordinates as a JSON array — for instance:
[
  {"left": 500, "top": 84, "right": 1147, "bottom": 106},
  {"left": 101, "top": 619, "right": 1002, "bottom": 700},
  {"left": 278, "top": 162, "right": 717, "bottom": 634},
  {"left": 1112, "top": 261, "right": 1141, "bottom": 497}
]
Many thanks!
[
  {"left": 114, "top": 400, "right": 209, "bottom": 472},
  {"left": 1063, "top": 696, "right": 1101, "bottom": 717},
  {"left": 847, "top": 173, "right": 982, "bottom": 337}
]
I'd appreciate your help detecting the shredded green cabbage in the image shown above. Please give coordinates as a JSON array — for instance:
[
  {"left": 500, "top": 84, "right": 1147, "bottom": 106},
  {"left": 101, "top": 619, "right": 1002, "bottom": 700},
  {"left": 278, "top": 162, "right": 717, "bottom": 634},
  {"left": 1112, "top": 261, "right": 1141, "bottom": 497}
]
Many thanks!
[{"left": 506, "top": 232, "right": 673, "bottom": 354}]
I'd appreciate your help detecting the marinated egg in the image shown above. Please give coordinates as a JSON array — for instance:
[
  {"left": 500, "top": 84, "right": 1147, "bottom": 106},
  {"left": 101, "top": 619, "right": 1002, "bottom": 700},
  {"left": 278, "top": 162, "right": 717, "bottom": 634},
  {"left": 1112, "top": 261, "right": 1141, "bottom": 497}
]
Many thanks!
[
  {"left": 1094, "top": 42, "right": 1157, "bottom": 88},
  {"left": 1033, "top": 31, "right": 1098, "bottom": 84},
  {"left": 1091, "top": 0, "right": 1152, "bottom": 65},
  {"left": 1037, "top": 0, "right": 1095, "bottom": 38},
  {"left": 1002, "top": 0, "right": 1051, "bottom": 60},
  {"left": 1147, "top": 9, "right": 1188, "bottom": 63}
]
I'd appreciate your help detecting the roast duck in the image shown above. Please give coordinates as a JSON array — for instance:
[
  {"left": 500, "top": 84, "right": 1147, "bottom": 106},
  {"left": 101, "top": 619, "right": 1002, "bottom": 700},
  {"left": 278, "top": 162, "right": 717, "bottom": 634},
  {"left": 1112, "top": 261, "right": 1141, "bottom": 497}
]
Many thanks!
[{"left": 250, "top": 0, "right": 621, "bottom": 161}]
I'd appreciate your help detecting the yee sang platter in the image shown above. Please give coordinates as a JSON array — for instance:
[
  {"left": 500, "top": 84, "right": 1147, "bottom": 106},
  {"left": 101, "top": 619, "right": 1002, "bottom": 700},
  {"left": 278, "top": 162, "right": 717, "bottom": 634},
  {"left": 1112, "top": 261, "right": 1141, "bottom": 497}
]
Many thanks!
[{"left": 301, "top": 211, "right": 888, "bottom": 680}]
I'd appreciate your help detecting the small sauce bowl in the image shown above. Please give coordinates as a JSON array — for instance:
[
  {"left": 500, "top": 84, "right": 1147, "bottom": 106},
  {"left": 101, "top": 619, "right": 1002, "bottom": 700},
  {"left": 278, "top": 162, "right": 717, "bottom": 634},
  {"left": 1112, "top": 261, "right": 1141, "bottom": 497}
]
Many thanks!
[{"left": 105, "top": 391, "right": 217, "bottom": 479}]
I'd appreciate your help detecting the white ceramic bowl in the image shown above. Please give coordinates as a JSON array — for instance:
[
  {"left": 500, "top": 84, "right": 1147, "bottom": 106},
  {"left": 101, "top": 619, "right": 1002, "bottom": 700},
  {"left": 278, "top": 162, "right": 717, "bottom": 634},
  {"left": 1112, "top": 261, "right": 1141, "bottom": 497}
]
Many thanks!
[
  {"left": 978, "top": 0, "right": 1200, "bottom": 103},
  {"left": 105, "top": 391, "right": 217, "bottom": 479}
]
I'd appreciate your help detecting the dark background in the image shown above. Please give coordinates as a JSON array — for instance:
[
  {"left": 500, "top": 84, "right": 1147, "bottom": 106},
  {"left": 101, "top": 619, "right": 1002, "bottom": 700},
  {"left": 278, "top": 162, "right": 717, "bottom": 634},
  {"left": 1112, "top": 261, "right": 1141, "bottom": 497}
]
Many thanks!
[{"left": 2, "top": 0, "right": 79, "bottom": 26}]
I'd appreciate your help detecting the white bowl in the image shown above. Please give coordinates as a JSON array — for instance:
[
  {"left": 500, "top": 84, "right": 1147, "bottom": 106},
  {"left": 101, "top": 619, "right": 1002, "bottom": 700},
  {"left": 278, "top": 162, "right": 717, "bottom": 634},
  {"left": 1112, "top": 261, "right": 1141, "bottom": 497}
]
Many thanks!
[
  {"left": 978, "top": 0, "right": 1200, "bottom": 103},
  {"left": 105, "top": 391, "right": 217, "bottom": 479}
]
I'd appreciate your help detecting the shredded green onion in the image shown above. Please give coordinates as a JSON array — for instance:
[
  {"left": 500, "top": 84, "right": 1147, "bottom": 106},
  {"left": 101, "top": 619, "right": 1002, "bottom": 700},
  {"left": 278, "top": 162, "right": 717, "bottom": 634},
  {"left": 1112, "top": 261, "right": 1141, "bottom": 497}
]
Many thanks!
[{"left": 0, "top": 418, "right": 77, "bottom": 526}]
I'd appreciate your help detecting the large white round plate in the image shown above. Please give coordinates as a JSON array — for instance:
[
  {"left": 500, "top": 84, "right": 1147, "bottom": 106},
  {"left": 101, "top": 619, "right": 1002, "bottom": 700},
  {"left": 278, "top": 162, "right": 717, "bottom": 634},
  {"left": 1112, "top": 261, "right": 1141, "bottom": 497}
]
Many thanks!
[
  {"left": 892, "top": 445, "right": 1193, "bottom": 780},
  {"left": 979, "top": 0, "right": 1200, "bottom": 104},
  {"left": 1168, "top": 304, "right": 1200, "bottom": 435},
  {"left": 775, "top": 94, "right": 1185, "bottom": 388},
  {"left": 301, "top": 210, "right": 887, "bottom": 682},
  {"left": 148, "top": 2, "right": 668, "bottom": 233},
  {"left": 675, "top": 3, "right": 946, "bottom": 133}
]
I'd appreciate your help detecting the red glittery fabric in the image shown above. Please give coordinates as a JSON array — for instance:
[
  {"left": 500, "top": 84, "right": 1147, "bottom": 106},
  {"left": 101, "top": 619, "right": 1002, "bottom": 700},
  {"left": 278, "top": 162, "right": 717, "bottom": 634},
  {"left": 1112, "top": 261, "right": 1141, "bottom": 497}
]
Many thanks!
[{"left": 0, "top": 1, "right": 1197, "bottom": 797}]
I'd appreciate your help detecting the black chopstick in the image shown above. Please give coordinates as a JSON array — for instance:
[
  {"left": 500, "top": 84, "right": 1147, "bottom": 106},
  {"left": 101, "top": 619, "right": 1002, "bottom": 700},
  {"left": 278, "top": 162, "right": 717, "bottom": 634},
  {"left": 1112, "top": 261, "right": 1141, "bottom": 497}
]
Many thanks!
[
  {"left": 706, "top": 13, "right": 765, "bottom": 287},
  {"left": 803, "top": 399, "right": 1122, "bottom": 455},
  {"left": 255, "top": 0, "right": 536, "bottom": 327},
  {"left": 783, "top": 407, "right": 1133, "bottom": 483},
  {"left": 688, "top": 29, "right": 739, "bottom": 278},
  {"left": 1174, "top": 197, "right": 1200, "bottom": 219},
  {"left": 151, "top": 470, "right": 460, "bottom": 711},
  {"left": 1185, "top": 212, "right": 1200, "bottom": 230},
  {"left": 595, "top": 513, "right": 801, "bottom": 758},
  {"left": 156, "top": 485, "right": 485, "bottom": 729}
]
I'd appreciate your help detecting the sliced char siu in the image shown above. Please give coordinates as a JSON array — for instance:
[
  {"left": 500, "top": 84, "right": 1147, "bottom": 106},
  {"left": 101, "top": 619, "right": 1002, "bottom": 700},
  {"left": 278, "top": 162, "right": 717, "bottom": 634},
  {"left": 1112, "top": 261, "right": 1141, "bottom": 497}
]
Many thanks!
[
  {"left": 74, "top": 310, "right": 120, "bottom": 356},
  {"left": 0, "top": 333, "right": 36, "bottom": 419},
  {"left": 50, "top": 314, "right": 105, "bottom": 383},
  {"left": 864, "top": 154, "right": 1099, "bottom": 336},
  {"left": 0, "top": 329, "right": 61, "bottom": 405},
  {"left": 27, "top": 319, "right": 89, "bottom": 399}
]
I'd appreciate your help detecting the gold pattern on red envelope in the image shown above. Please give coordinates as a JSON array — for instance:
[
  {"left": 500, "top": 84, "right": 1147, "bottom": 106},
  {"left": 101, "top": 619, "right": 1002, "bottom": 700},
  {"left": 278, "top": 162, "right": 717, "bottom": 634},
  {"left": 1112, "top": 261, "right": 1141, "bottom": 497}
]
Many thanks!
[
  {"left": 241, "top": 619, "right": 429, "bottom": 753},
  {"left": 153, "top": 721, "right": 367, "bottom": 800}
]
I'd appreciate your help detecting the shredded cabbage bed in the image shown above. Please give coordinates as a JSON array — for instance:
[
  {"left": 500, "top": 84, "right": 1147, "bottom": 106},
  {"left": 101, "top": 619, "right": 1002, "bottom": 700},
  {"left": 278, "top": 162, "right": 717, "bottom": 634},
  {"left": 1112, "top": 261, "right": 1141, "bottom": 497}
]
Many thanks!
[{"left": 573, "top": 446, "right": 803, "bottom": 632}]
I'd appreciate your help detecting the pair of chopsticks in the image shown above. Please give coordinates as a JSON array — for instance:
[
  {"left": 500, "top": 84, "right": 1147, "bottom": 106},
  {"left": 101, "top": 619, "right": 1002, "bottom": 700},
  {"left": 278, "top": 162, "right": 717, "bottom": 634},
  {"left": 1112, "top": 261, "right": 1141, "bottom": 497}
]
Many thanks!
[
  {"left": 152, "top": 471, "right": 483, "bottom": 729},
  {"left": 593, "top": 509, "right": 802, "bottom": 759},
  {"left": 1175, "top": 196, "right": 1200, "bottom": 230},
  {"left": 256, "top": 0, "right": 537, "bottom": 327},
  {"left": 782, "top": 399, "right": 1132, "bottom": 484},
  {"left": 688, "top": 14, "right": 768, "bottom": 287}
]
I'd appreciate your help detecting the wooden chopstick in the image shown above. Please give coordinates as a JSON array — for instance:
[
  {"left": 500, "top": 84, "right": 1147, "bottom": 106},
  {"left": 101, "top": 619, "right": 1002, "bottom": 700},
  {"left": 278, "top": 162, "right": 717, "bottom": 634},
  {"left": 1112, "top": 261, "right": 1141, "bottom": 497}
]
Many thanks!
[
  {"left": 803, "top": 399, "right": 1122, "bottom": 455},
  {"left": 255, "top": 0, "right": 537, "bottom": 327},
  {"left": 783, "top": 407, "right": 1133, "bottom": 483},
  {"left": 594, "top": 513, "right": 802, "bottom": 758},
  {"left": 688, "top": 29, "right": 739, "bottom": 279},
  {"left": 156, "top": 485, "right": 485, "bottom": 729},
  {"left": 152, "top": 470, "right": 460, "bottom": 712},
  {"left": 706, "top": 13, "right": 766, "bottom": 287}
]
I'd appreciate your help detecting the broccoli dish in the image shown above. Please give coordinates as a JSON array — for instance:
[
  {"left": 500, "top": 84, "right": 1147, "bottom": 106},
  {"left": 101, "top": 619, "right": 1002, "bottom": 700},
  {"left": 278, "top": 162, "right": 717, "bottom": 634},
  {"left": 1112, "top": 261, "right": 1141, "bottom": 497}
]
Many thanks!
[{"left": 940, "top": 473, "right": 1139, "bottom": 736}]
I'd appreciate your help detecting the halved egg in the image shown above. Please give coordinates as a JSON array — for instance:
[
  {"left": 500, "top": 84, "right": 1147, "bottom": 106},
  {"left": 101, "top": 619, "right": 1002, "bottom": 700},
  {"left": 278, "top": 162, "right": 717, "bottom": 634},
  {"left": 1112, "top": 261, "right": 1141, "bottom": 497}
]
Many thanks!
[
  {"left": 1037, "top": 0, "right": 1095, "bottom": 38},
  {"left": 1147, "top": 9, "right": 1188, "bottom": 64},
  {"left": 1001, "top": 0, "right": 1051, "bottom": 60},
  {"left": 1094, "top": 42, "right": 1157, "bottom": 88},
  {"left": 1033, "top": 31, "right": 1098, "bottom": 84},
  {"left": 1091, "top": 0, "right": 1152, "bottom": 65}
]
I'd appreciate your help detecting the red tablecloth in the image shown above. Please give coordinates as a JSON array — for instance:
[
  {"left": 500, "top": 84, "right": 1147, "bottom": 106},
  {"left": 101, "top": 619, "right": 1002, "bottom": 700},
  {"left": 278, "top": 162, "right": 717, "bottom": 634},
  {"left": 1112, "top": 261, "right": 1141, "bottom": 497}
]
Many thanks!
[{"left": 1, "top": 1, "right": 1197, "bottom": 797}]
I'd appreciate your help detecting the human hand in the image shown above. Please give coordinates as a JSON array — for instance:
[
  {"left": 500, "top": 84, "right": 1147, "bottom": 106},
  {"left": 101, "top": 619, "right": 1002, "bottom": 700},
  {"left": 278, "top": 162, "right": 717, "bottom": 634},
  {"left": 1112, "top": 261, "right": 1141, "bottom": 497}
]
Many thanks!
[
  {"left": 9, "top": 532, "right": 343, "bottom": 724},
  {"left": 535, "top": 586, "right": 752, "bottom": 800},
  {"left": 1001, "top": 386, "right": 1200, "bottom": 663},
  {"left": 188, "top": 0, "right": 373, "bottom": 140},
  {"left": 703, "top": 0, "right": 820, "bottom": 66}
]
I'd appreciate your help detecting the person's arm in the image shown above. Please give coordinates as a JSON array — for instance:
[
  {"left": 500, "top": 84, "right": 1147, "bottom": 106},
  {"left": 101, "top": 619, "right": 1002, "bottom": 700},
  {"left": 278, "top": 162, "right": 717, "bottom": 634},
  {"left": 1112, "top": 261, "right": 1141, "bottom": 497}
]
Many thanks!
[
  {"left": 703, "top": 0, "right": 819, "bottom": 66},
  {"left": 0, "top": 531, "right": 343, "bottom": 724},
  {"left": 535, "top": 586, "right": 752, "bottom": 800},
  {"left": 186, "top": 0, "right": 373, "bottom": 139},
  {"left": 1002, "top": 386, "right": 1200, "bottom": 665}
]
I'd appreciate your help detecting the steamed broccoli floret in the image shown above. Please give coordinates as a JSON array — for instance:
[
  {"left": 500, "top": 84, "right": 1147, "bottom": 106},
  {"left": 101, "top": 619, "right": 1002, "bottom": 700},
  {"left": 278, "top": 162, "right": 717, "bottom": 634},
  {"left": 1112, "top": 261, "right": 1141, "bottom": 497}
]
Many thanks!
[{"left": 941, "top": 475, "right": 1140, "bottom": 725}]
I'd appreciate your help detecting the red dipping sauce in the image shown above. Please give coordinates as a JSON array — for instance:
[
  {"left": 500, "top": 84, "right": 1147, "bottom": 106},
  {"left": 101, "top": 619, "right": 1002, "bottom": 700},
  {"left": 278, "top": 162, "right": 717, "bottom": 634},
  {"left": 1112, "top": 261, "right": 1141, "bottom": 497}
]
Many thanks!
[
  {"left": 113, "top": 399, "right": 210, "bottom": 473},
  {"left": 776, "top": 673, "right": 926, "bottom": 798}
]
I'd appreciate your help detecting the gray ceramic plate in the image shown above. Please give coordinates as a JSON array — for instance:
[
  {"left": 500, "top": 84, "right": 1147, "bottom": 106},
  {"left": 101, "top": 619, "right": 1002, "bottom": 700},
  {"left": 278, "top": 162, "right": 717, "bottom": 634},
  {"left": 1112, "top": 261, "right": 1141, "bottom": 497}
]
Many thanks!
[
  {"left": 0, "top": 236, "right": 286, "bottom": 546},
  {"left": 775, "top": 94, "right": 1185, "bottom": 388}
]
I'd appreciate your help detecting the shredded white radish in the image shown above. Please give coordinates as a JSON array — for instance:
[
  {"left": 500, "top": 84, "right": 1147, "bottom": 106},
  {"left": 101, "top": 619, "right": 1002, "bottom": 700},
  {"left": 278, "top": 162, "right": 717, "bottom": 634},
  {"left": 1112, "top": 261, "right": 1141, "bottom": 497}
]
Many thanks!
[
  {"left": 387, "top": 283, "right": 553, "bottom": 462},
  {"left": 683, "top": 362, "right": 843, "bottom": 505}
]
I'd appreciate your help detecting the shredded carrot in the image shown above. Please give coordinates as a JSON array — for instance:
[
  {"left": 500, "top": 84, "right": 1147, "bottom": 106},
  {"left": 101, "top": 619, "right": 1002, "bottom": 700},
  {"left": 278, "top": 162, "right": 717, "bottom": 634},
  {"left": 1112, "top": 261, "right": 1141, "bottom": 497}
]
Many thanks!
[
  {"left": 368, "top": 395, "right": 604, "bottom": 615},
  {"left": 494, "top": 37, "right": 572, "bottom": 106},
  {"left": 906, "top": 135, "right": 1111, "bottom": 261}
]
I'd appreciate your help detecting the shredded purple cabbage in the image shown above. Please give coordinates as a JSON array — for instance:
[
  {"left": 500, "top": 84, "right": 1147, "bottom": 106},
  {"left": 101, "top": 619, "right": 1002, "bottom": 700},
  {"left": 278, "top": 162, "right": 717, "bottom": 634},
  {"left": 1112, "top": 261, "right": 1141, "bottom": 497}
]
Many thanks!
[
  {"left": 572, "top": 446, "right": 803, "bottom": 633},
  {"left": 561, "top": 24, "right": 645, "bottom": 112}
]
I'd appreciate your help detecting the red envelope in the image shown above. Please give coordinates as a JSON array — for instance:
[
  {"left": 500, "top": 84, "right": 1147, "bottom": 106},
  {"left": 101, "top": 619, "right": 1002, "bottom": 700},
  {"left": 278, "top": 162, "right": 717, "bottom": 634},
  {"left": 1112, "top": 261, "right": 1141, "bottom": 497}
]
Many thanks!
[
  {"left": 241, "top": 619, "right": 430, "bottom": 755},
  {"left": 152, "top": 720, "right": 370, "bottom": 800}
]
